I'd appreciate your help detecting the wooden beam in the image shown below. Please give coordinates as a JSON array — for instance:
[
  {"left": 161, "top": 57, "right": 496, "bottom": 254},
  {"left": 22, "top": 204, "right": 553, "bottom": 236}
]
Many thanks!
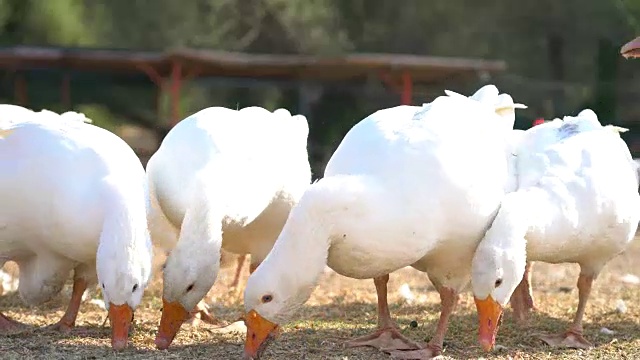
[
  {"left": 378, "top": 71, "right": 413, "bottom": 105},
  {"left": 136, "top": 62, "right": 165, "bottom": 87},
  {"left": 401, "top": 71, "right": 412, "bottom": 105}
]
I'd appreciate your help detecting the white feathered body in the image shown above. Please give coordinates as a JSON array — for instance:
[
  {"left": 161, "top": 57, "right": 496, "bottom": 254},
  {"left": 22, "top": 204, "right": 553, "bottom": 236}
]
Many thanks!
[
  {"left": 147, "top": 106, "right": 311, "bottom": 264},
  {"left": 0, "top": 114, "right": 150, "bottom": 305},
  {"left": 510, "top": 111, "right": 640, "bottom": 270},
  {"left": 321, "top": 101, "right": 514, "bottom": 285}
]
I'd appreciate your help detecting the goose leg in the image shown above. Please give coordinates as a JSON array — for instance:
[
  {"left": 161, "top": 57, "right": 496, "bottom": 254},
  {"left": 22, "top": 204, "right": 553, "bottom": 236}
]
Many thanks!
[
  {"left": 230, "top": 254, "right": 249, "bottom": 300},
  {"left": 187, "top": 300, "right": 220, "bottom": 327},
  {"left": 509, "top": 286, "right": 525, "bottom": 322},
  {"left": 0, "top": 262, "right": 27, "bottom": 334},
  {"left": 346, "top": 275, "right": 422, "bottom": 352},
  {"left": 230, "top": 254, "right": 249, "bottom": 289},
  {"left": 208, "top": 262, "right": 266, "bottom": 336},
  {"left": 195, "top": 302, "right": 218, "bottom": 325},
  {"left": 388, "top": 285, "right": 459, "bottom": 359},
  {"left": 510, "top": 261, "right": 536, "bottom": 324},
  {"left": 522, "top": 261, "right": 536, "bottom": 311},
  {"left": 189, "top": 260, "right": 258, "bottom": 328},
  {"left": 44, "top": 278, "right": 88, "bottom": 332},
  {"left": 538, "top": 273, "right": 594, "bottom": 349},
  {"left": 0, "top": 312, "right": 29, "bottom": 334}
]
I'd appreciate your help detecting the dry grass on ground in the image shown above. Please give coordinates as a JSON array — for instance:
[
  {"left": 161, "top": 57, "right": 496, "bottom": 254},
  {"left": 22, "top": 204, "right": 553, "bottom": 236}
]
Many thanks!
[{"left": 1, "top": 239, "right": 640, "bottom": 360}]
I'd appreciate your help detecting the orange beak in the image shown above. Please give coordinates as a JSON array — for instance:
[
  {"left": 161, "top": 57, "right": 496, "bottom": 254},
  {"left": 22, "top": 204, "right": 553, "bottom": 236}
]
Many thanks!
[
  {"left": 155, "top": 298, "right": 190, "bottom": 350},
  {"left": 243, "top": 310, "right": 279, "bottom": 359},
  {"left": 108, "top": 302, "right": 133, "bottom": 351},
  {"left": 621, "top": 36, "right": 640, "bottom": 59},
  {"left": 474, "top": 295, "right": 503, "bottom": 352}
]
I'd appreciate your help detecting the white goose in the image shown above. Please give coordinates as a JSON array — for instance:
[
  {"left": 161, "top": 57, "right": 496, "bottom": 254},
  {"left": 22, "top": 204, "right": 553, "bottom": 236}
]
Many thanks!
[
  {"left": 446, "top": 89, "right": 538, "bottom": 321},
  {"left": 147, "top": 106, "right": 311, "bottom": 350},
  {"left": 0, "top": 108, "right": 153, "bottom": 350},
  {"left": 241, "top": 85, "right": 525, "bottom": 360},
  {"left": 471, "top": 109, "right": 640, "bottom": 351}
]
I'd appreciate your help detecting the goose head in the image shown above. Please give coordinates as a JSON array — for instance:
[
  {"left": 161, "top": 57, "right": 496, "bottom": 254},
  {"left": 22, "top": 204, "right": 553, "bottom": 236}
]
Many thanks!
[
  {"left": 154, "top": 197, "right": 222, "bottom": 350},
  {"left": 241, "top": 184, "right": 336, "bottom": 359},
  {"left": 242, "top": 244, "right": 319, "bottom": 360},
  {"left": 470, "top": 193, "right": 530, "bottom": 351},
  {"left": 155, "top": 240, "right": 220, "bottom": 349},
  {"left": 96, "top": 211, "right": 153, "bottom": 350},
  {"left": 470, "top": 236, "right": 526, "bottom": 351},
  {"left": 95, "top": 172, "right": 154, "bottom": 350},
  {"left": 241, "top": 272, "right": 294, "bottom": 360}
]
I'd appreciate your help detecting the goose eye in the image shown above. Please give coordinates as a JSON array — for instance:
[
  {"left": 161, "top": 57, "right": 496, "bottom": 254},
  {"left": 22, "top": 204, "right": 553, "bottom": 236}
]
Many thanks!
[
  {"left": 261, "top": 294, "right": 273, "bottom": 303},
  {"left": 186, "top": 283, "right": 195, "bottom": 292},
  {"left": 132, "top": 283, "right": 138, "bottom": 292},
  {"left": 494, "top": 278, "right": 503, "bottom": 287}
]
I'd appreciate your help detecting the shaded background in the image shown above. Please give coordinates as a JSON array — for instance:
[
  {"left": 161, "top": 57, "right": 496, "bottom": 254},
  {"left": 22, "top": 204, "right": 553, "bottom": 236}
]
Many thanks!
[
  {"left": 1, "top": 3, "right": 640, "bottom": 359},
  {"left": 1, "top": 0, "right": 639, "bottom": 176}
]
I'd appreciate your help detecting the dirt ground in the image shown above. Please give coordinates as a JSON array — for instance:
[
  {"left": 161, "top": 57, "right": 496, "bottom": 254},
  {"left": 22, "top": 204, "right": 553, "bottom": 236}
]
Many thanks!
[{"left": 1, "top": 237, "right": 640, "bottom": 360}]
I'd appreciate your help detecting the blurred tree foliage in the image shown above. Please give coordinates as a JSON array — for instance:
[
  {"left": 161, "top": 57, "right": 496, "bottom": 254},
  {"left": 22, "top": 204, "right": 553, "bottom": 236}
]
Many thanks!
[{"left": 1, "top": 0, "right": 640, "bottom": 170}]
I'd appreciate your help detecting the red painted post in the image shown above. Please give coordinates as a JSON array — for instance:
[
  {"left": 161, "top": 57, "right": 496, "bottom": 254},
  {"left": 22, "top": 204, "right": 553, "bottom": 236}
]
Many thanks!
[
  {"left": 136, "top": 63, "right": 166, "bottom": 123},
  {"left": 136, "top": 63, "right": 165, "bottom": 87},
  {"left": 400, "top": 71, "right": 412, "bottom": 105}
]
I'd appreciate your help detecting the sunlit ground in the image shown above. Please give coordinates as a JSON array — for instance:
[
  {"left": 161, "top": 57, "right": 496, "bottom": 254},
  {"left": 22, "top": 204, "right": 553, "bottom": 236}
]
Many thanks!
[{"left": 1, "top": 237, "right": 640, "bottom": 359}]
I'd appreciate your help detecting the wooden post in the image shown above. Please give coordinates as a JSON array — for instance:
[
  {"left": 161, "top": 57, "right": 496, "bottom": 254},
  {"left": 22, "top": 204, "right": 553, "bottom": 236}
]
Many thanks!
[
  {"left": 400, "top": 71, "right": 412, "bottom": 105},
  {"left": 136, "top": 62, "right": 166, "bottom": 125},
  {"left": 378, "top": 71, "right": 413, "bottom": 105}
]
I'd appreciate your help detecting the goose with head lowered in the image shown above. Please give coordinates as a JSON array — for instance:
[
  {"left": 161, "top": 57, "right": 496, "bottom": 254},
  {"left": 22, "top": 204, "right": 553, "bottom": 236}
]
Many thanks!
[
  {"left": 147, "top": 106, "right": 311, "bottom": 350},
  {"left": 0, "top": 108, "right": 153, "bottom": 350},
  {"left": 471, "top": 109, "right": 640, "bottom": 351},
  {"left": 241, "top": 85, "right": 526, "bottom": 360},
  {"left": 440, "top": 88, "right": 538, "bottom": 322}
]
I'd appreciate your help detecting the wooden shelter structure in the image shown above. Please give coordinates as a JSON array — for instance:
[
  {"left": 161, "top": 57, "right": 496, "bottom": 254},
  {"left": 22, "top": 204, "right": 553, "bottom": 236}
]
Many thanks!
[{"left": 0, "top": 46, "right": 506, "bottom": 126}]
